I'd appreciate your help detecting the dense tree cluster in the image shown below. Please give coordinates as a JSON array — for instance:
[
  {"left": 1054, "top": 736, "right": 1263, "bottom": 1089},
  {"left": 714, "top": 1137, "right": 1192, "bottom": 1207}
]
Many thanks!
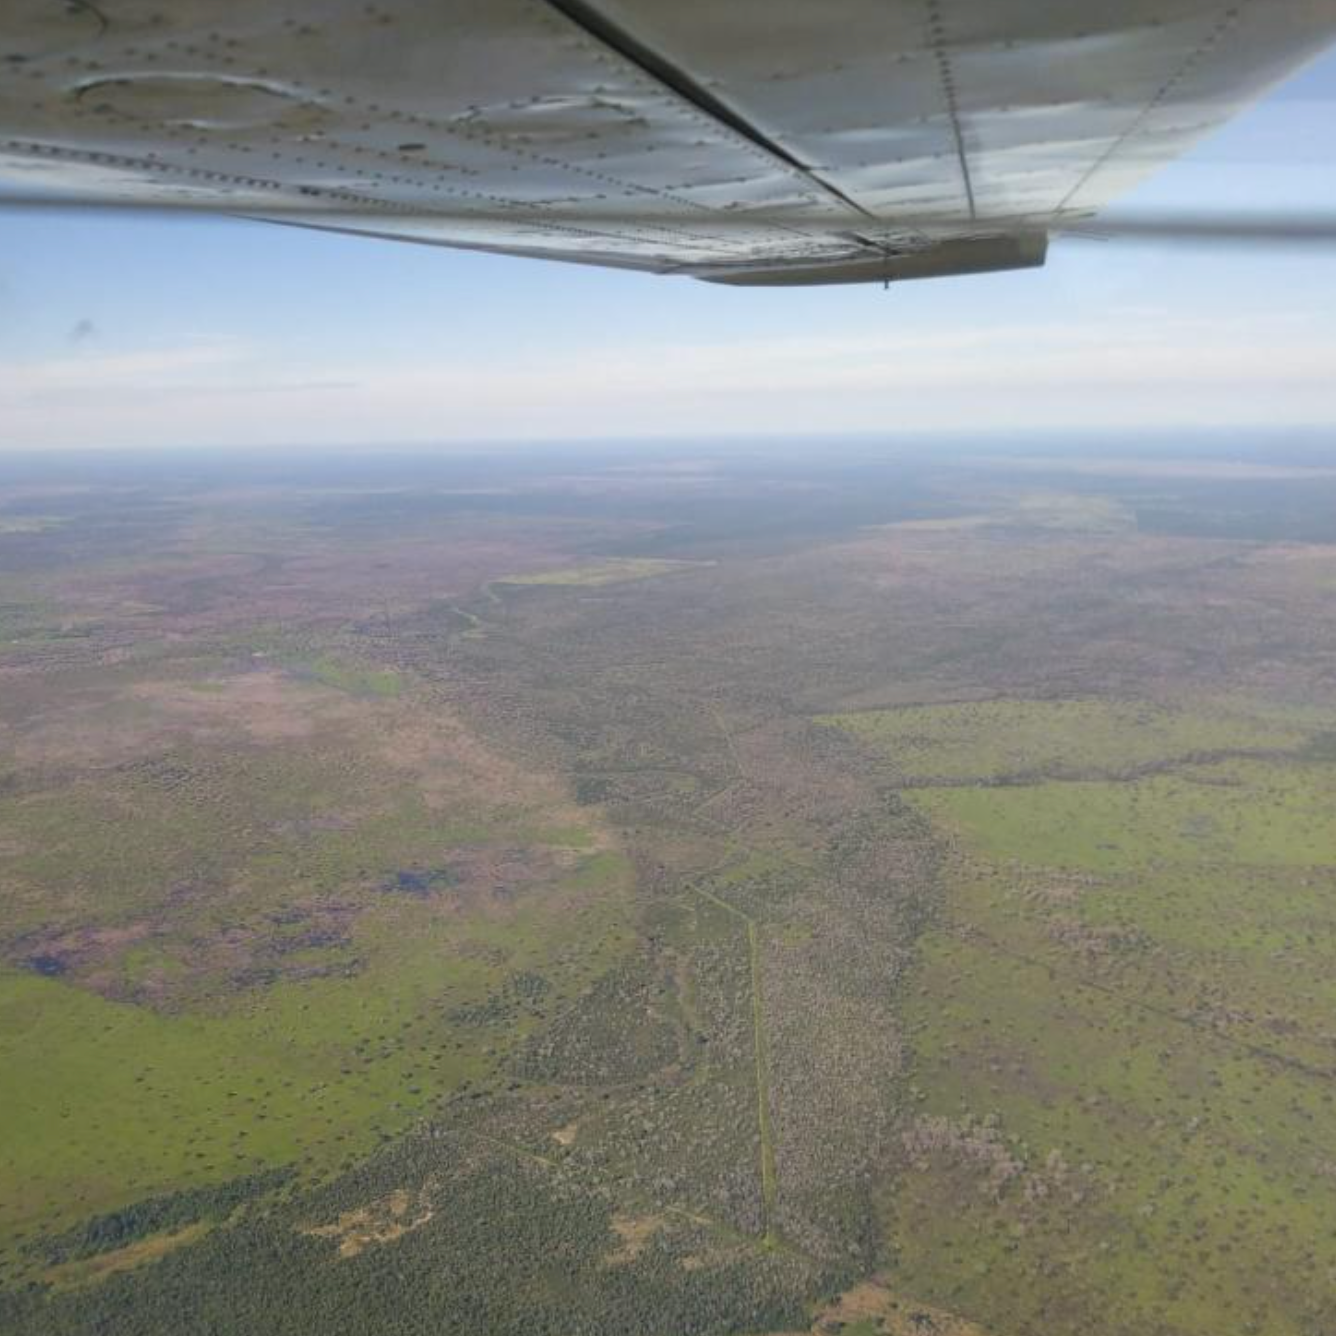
[
  {"left": 2, "top": 1136, "right": 834, "bottom": 1336},
  {"left": 34, "top": 1169, "right": 294, "bottom": 1267}
]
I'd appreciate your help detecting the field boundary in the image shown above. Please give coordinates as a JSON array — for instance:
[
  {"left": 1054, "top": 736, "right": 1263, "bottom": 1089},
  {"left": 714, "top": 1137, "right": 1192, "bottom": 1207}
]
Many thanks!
[{"left": 690, "top": 884, "right": 778, "bottom": 1245}]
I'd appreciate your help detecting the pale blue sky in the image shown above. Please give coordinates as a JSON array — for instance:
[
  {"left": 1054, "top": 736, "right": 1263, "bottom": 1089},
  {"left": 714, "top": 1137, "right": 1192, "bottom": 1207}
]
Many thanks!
[{"left": 2, "top": 49, "right": 1336, "bottom": 451}]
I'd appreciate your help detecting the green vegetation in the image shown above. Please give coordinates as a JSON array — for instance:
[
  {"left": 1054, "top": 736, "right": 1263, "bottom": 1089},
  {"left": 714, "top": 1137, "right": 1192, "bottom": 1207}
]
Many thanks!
[
  {"left": 820, "top": 698, "right": 1306, "bottom": 782},
  {"left": 884, "top": 705, "right": 1336, "bottom": 1336},
  {"left": 0, "top": 1133, "right": 831, "bottom": 1336},
  {"left": 918, "top": 757, "right": 1336, "bottom": 867},
  {"left": 43, "top": 1223, "right": 212, "bottom": 1291},
  {"left": 496, "top": 558, "right": 705, "bottom": 586},
  {"left": 298, "top": 656, "right": 402, "bottom": 697},
  {"left": 690, "top": 885, "right": 778, "bottom": 1244},
  {"left": 0, "top": 651, "right": 633, "bottom": 1267},
  {"left": 4, "top": 446, "right": 1336, "bottom": 1334},
  {"left": 36, "top": 1170, "right": 292, "bottom": 1268},
  {"left": 1, "top": 833, "right": 629, "bottom": 1254}
]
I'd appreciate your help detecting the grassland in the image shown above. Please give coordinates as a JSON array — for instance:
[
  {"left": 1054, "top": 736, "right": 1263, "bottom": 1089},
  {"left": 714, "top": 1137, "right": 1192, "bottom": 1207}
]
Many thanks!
[
  {"left": 880, "top": 701, "right": 1336, "bottom": 1336},
  {"left": 293, "top": 656, "right": 403, "bottom": 697},
  {"left": 1, "top": 843, "right": 628, "bottom": 1248},
  {"left": 0, "top": 650, "right": 634, "bottom": 1275},
  {"left": 495, "top": 557, "right": 706, "bottom": 587},
  {"left": 819, "top": 698, "right": 1307, "bottom": 783}
]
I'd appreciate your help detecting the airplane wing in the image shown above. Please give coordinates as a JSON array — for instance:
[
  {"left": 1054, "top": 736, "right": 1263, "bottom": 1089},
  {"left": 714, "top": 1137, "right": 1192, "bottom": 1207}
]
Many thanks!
[{"left": 2, "top": 0, "right": 1334, "bottom": 286}]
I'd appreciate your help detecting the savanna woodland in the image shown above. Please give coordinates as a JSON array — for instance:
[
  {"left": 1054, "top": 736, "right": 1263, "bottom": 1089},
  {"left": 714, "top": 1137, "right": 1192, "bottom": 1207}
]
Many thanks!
[{"left": 2, "top": 437, "right": 1336, "bottom": 1336}]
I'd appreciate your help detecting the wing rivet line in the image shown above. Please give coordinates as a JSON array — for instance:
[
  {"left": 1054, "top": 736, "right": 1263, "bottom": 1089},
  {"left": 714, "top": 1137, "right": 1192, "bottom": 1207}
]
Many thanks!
[
  {"left": 923, "top": 0, "right": 977, "bottom": 220},
  {"left": 1056, "top": 1, "right": 1251, "bottom": 214}
]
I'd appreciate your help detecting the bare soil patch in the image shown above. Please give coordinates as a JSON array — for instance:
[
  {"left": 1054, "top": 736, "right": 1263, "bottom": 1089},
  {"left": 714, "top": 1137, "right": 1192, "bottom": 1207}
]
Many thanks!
[{"left": 302, "top": 1185, "right": 435, "bottom": 1259}]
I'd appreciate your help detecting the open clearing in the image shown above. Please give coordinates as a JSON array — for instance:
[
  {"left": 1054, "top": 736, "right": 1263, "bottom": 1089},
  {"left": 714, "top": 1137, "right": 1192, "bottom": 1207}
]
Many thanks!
[
  {"left": 495, "top": 557, "right": 706, "bottom": 586},
  {"left": 884, "top": 700, "right": 1336, "bottom": 1336},
  {"left": 820, "top": 698, "right": 1309, "bottom": 783}
]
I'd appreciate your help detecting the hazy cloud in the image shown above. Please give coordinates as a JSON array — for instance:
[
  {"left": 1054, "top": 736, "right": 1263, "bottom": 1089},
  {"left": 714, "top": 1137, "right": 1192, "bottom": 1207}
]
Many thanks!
[{"left": 3, "top": 307, "right": 1335, "bottom": 449}]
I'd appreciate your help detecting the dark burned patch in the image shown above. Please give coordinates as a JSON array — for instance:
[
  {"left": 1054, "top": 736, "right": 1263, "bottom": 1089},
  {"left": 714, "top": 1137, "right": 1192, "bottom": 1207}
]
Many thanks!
[
  {"left": 380, "top": 867, "right": 456, "bottom": 897},
  {"left": 215, "top": 901, "right": 363, "bottom": 993},
  {"left": 227, "top": 920, "right": 367, "bottom": 988},
  {"left": 114, "top": 754, "right": 197, "bottom": 792},
  {"left": 575, "top": 776, "right": 614, "bottom": 805},
  {"left": 11, "top": 901, "right": 366, "bottom": 1005},
  {"left": 229, "top": 957, "right": 365, "bottom": 989},
  {"left": 1301, "top": 731, "right": 1336, "bottom": 762},
  {"left": 378, "top": 847, "right": 559, "bottom": 909},
  {"left": 10, "top": 921, "right": 157, "bottom": 992},
  {"left": 262, "top": 914, "right": 351, "bottom": 953},
  {"left": 25, "top": 953, "right": 67, "bottom": 978}
]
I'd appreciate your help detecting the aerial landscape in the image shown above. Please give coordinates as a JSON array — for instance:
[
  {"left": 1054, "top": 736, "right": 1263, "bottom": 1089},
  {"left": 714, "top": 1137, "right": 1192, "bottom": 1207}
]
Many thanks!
[{"left": 0, "top": 436, "right": 1334, "bottom": 1335}]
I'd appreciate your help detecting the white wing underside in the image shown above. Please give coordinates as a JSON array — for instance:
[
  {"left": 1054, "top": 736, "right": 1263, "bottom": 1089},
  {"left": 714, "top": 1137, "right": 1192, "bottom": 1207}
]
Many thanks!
[{"left": 2, "top": 0, "right": 1334, "bottom": 284}]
